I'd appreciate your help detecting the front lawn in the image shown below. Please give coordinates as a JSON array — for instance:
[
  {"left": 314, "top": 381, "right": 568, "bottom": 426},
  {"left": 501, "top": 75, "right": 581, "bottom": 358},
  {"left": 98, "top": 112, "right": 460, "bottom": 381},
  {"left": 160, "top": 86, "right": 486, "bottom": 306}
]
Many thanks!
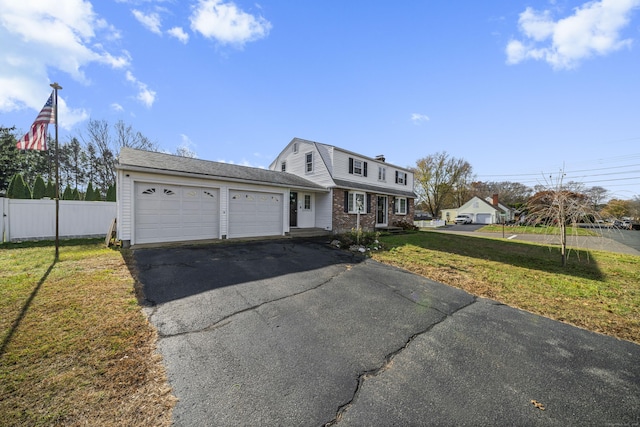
[
  {"left": 0, "top": 240, "right": 175, "bottom": 426},
  {"left": 373, "top": 232, "right": 639, "bottom": 344}
]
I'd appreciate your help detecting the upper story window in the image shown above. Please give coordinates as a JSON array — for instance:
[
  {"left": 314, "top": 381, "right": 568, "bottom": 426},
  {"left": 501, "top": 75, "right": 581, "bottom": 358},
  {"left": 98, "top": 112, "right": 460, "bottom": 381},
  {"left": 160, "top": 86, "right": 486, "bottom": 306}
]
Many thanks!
[
  {"left": 395, "top": 171, "right": 407, "bottom": 185},
  {"left": 348, "top": 157, "right": 368, "bottom": 177},
  {"left": 293, "top": 142, "right": 299, "bottom": 153},
  {"left": 305, "top": 152, "right": 313, "bottom": 173},
  {"left": 281, "top": 161, "right": 286, "bottom": 172},
  {"left": 378, "top": 166, "right": 386, "bottom": 181}
]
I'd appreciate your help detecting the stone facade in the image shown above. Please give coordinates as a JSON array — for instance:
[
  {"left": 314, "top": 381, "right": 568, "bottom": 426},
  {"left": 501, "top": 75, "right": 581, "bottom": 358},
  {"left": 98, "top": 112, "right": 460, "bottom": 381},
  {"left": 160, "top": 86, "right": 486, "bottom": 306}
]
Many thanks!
[{"left": 332, "top": 189, "right": 415, "bottom": 234}]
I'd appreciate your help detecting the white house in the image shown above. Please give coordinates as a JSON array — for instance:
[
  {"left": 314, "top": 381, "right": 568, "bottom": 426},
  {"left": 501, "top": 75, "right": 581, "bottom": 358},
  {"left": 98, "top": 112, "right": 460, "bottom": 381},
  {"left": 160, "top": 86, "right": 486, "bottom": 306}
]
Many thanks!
[
  {"left": 115, "top": 138, "right": 416, "bottom": 246},
  {"left": 440, "top": 195, "right": 514, "bottom": 225},
  {"left": 269, "top": 138, "right": 416, "bottom": 233}
]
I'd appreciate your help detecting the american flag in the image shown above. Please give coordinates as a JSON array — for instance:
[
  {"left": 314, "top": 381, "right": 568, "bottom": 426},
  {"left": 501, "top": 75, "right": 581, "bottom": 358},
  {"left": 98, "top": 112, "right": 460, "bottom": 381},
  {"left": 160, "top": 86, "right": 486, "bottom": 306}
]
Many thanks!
[{"left": 17, "top": 91, "right": 56, "bottom": 150}]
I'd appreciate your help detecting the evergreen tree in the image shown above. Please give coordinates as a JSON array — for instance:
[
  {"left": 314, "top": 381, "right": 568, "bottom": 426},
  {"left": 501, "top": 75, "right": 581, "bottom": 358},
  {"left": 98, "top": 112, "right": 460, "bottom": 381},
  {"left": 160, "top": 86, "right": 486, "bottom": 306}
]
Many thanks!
[
  {"left": 45, "top": 180, "right": 56, "bottom": 199},
  {"left": 62, "top": 185, "right": 73, "bottom": 200},
  {"left": 72, "top": 188, "right": 81, "bottom": 200},
  {"left": 6, "top": 174, "right": 17, "bottom": 198},
  {"left": 9, "top": 174, "right": 32, "bottom": 199},
  {"left": 32, "top": 175, "right": 46, "bottom": 199},
  {"left": 106, "top": 183, "right": 116, "bottom": 202},
  {"left": 85, "top": 182, "right": 94, "bottom": 201}
]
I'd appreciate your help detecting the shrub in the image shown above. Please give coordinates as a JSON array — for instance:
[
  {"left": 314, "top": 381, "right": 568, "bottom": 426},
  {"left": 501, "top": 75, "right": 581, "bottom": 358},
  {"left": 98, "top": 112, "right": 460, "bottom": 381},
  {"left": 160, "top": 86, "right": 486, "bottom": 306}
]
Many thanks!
[
  {"left": 32, "top": 175, "right": 46, "bottom": 199},
  {"left": 393, "top": 219, "right": 418, "bottom": 231}
]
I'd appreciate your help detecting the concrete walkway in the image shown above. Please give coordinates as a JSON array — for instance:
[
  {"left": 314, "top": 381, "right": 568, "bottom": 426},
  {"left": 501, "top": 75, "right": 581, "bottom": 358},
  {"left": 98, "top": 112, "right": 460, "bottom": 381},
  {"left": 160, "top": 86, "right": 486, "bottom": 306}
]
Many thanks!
[{"left": 134, "top": 240, "right": 640, "bottom": 426}]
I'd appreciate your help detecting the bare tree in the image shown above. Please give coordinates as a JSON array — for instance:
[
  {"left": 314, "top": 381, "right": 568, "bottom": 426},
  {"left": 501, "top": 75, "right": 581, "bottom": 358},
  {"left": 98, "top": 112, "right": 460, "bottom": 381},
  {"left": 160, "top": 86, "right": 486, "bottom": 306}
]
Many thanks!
[
  {"left": 526, "top": 173, "right": 596, "bottom": 267},
  {"left": 585, "top": 186, "right": 609, "bottom": 211},
  {"left": 414, "top": 152, "right": 474, "bottom": 217}
]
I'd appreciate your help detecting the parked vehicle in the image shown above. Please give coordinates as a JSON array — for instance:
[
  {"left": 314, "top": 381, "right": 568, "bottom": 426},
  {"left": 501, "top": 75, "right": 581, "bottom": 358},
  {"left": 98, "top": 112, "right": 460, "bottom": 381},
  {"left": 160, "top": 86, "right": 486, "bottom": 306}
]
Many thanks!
[
  {"left": 454, "top": 214, "right": 472, "bottom": 224},
  {"left": 621, "top": 220, "right": 633, "bottom": 230}
]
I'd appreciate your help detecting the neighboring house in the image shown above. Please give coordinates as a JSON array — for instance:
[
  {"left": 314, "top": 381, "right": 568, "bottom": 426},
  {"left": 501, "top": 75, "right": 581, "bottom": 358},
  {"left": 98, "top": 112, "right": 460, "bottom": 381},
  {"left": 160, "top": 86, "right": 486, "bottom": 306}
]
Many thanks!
[
  {"left": 440, "top": 195, "right": 514, "bottom": 225},
  {"left": 116, "top": 138, "right": 415, "bottom": 246},
  {"left": 269, "top": 138, "right": 416, "bottom": 234}
]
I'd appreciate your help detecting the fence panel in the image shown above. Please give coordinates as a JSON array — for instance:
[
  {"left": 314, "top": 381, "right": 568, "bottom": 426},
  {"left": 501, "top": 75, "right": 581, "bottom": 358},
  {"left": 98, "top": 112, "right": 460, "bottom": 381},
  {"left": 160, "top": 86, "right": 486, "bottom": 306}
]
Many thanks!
[{"left": 1, "top": 198, "right": 116, "bottom": 242}]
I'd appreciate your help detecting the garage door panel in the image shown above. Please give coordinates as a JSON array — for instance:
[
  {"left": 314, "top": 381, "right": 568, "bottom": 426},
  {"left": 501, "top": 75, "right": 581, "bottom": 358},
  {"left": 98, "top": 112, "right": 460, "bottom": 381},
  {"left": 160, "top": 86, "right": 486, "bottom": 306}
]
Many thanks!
[
  {"left": 229, "top": 190, "right": 283, "bottom": 238},
  {"left": 135, "top": 183, "right": 220, "bottom": 244}
]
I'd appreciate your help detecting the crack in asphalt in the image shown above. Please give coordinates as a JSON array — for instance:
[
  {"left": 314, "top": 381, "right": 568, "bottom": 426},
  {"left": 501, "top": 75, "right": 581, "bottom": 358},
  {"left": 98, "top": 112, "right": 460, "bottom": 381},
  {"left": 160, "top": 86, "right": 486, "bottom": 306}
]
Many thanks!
[
  {"left": 324, "top": 295, "right": 478, "bottom": 427},
  {"left": 154, "top": 263, "right": 356, "bottom": 339}
]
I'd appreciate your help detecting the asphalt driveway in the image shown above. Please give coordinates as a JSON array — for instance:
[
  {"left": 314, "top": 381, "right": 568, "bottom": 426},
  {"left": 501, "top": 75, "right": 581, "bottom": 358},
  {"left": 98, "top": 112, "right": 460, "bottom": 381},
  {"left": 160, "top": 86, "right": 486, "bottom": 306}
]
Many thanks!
[{"left": 134, "top": 239, "right": 640, "bottom": 426}]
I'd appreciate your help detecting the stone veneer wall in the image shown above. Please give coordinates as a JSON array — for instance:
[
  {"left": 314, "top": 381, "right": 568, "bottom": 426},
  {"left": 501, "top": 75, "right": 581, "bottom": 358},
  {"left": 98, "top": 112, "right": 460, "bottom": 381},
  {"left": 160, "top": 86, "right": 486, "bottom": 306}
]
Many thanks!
[{"left": 332, "top": 189, "right": 414, "bottom": 234}]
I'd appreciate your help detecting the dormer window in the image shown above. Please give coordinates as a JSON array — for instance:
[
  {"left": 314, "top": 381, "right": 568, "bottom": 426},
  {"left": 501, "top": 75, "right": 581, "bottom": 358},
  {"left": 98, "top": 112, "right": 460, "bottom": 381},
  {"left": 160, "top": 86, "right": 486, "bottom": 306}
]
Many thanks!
[
  {"left": 348, "top": 157, "right": 368, "bottom": 177},
  {"left": 395, "top": 171, "right": 407, "bottom": 185}
]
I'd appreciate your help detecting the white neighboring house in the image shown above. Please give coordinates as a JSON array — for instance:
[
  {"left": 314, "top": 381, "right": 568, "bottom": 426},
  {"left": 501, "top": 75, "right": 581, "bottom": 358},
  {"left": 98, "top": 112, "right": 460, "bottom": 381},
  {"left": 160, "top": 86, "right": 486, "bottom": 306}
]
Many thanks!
[
  {"left": 269, "top": 138, "right": 416, "bottom": 233},
  {"left": 440, "top": 195, "right": 514, "bottom": 225}
]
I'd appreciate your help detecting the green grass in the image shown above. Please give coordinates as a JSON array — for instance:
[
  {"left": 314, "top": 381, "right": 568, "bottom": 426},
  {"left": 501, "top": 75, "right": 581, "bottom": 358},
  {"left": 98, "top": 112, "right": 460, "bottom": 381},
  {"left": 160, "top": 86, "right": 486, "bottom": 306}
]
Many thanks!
[
  {"left": 478, "top": 224, "right": 598, "bottom": 236},
  {"left": 373, "top": 232, "right": 640, "bottom": 344},
  {"left": 0, "top": 239, "right": 175, "bottom": 426}
]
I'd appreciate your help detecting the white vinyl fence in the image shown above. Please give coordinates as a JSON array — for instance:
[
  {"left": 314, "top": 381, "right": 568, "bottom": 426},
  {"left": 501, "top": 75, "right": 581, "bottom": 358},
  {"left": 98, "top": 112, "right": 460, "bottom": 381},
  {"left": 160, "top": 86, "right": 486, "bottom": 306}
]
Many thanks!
[
  {"left": 414, "top": 219, "right": 446, "bottom": 228},
  {"left": 1, "top": 198, "right": 116, "bottom": 242}
]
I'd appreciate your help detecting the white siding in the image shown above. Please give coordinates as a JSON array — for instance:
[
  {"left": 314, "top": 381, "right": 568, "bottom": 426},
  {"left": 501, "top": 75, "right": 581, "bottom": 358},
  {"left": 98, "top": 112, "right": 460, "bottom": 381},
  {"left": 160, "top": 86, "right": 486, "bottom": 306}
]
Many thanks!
[
  {"left": 1, "top": 198, "right": 116, "bottom": 242},
  {"left": 332, "top": 150, "right": 414, "bottom": 194},
  {"left": 315, "top": 191, "right": 333, "bottom": 231}
]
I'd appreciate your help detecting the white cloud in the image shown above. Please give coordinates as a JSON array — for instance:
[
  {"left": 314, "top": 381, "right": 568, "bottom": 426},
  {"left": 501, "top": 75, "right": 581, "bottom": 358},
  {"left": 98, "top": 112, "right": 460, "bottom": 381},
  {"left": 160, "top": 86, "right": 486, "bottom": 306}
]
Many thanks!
[
  {"left": 0, "top": 0, "right": 149, "bottom": 124},
  {"left": 506, "top": 0, "right": 640, "bottom": 69},
  {"left": 132, "top": 9, "right": 162, "bottom": 35},
  {"left": 190, "top": 0, "right": 272, "bottom": 46},
  {"left": 168, "top": 26, "right": 189, "bottom": 43},
  {"left": 125, "top": 71, "right": 156, "bottom": 107},
  {"left": 111, "top": 103, "right": 124, "bottom": 112},
  {"left": 411, "top": 113, "right": 430, "bottom": 124}
]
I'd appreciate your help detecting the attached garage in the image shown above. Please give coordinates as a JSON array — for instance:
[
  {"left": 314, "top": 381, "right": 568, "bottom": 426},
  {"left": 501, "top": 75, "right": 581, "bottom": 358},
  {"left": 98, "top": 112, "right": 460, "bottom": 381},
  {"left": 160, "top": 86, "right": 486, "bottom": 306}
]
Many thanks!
[
  {"left": 228, "top": 190, "right": 283, "bottom": 238},
  {"left": 135, "top": 183, "right": 220, "bottom": 244},
  {"left": 117, "top": 148, "right": 326, "bottom": 246}
]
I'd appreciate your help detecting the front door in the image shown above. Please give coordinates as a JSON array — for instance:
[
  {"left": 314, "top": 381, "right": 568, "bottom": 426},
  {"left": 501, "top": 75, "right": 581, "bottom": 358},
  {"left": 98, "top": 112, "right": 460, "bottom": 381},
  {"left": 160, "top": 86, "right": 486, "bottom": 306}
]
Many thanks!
[
  {"left": 376, "top": 196, "right": 388, "bottom": 225},
  {"left": 289, "top": 191, "right": 298, "bottom": 227}
]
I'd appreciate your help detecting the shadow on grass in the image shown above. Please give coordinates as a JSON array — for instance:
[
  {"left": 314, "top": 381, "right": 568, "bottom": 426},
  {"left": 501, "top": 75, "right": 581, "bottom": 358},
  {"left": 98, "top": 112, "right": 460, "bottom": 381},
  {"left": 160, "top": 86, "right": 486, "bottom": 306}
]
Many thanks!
[
  {"left": 381, "top": 232, "right": 605, "bottom": 281},
  {"left": 0, "top": 238, "right": 104, "bottom": 250},
  {"left": 0, "top": 259, "right": 56, "bottom": 358}
]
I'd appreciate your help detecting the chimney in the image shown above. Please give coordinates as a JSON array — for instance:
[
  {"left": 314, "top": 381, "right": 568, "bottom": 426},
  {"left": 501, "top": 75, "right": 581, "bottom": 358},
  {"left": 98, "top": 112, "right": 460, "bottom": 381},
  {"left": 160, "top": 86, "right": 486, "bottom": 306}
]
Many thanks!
[
  {"left": 492, "top": 194, "right": 499, "bottom": 207},
  {"left": 375, "top": 154, "right": 385, "bottom": 162}
]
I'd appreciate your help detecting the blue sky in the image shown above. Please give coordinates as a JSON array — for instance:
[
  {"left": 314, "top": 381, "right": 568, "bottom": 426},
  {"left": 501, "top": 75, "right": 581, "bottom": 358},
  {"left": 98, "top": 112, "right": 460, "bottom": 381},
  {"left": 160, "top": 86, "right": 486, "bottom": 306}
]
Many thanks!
[{"left": 1, "top": 0, "right": 639, "bottom": 200}]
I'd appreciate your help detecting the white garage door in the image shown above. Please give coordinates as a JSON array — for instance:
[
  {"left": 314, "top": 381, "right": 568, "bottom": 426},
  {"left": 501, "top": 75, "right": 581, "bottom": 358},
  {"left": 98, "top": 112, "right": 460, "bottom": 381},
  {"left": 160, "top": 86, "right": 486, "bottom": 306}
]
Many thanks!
[
  {"left": 476, "top": 213, "right": 492, "bottom": 224},
  {"left": 135, "top": 183, "right": 219, "bottom": 244},
  {"left": 228, "top": 190, "right": 283, "bottom": 238}
]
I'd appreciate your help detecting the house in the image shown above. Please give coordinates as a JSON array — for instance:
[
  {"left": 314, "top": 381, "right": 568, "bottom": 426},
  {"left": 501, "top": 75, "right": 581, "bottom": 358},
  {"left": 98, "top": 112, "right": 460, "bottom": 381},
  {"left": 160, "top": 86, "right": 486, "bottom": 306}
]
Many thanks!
[
  {"left": 115, "top": 138, "right": 415, "bottom": 246},
  {"left": 440, "top": 194, "right": 514, "bottom": 225},
  {"left": 269, "top": 138, "right": 416, "bottom": 233}
]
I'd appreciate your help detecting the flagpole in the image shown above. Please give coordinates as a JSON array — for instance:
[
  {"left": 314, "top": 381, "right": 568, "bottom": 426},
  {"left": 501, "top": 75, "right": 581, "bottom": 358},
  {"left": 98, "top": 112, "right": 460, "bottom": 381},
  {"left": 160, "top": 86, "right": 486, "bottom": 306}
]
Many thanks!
[{"left": 50, "top": 82, "right": 62, "bottom": 260}]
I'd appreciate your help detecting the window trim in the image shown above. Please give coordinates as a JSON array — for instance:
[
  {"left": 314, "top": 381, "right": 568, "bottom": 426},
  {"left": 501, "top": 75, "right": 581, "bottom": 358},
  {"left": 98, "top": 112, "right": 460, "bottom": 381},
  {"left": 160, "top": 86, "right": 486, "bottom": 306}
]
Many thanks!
[
  {"left": 353, "top": 159, "right": 363, "bottom": 176},
  {"left": 394, "top": 197, "right": 407, "bottom": 215},
  {"left": 281, "top": 161, "right": 286, "bottom": 172},
  {"left": 378, "top": 166, "right": 386, "bottom": 182},
  {"left": 395, "top": 171, "right": 407, "bottom": 185},
  {"left": 305, "top": 152, "right": 313, "bottom": 173},
  {"left": 348, "top": 191, "right": 367, "bottom": 214}
]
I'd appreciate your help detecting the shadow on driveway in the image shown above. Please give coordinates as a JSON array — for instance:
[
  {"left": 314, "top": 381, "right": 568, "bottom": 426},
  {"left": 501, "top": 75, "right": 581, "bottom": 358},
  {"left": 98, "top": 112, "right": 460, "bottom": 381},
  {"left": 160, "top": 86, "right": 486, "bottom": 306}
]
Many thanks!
[{"left": 132, "top": 238, "right": 364, "bottom": 305}]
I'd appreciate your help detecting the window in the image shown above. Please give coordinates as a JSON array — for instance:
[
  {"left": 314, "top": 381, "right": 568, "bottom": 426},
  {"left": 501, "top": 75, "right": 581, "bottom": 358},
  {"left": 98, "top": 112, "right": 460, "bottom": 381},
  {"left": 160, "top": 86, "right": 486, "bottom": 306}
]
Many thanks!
[
  {"left": 305, "top": 152, "right": 313, "bottom": 173},
  {"left": 378, "top": 166, "right": 386, "bottom": 181},
  {"left": 304, "top": 194, "right": 311, "bottom": 210},
  {"left": 395, "top": 171, "right": 407, "bottom": 185},
  {"left": 281, "top": 161, "right": 286, "bottom": 172},
  {"left": 348, "top": 191, "right": 366, "bottom": 214},
  {"left": 394, "top": 197, "right": 407, "bottom": 215},
  {"left": 348, "top": 157, "right": 368, "bottom": 177},
  {"left": 293, "top": 142, "right": 298, "bottom": 153}
]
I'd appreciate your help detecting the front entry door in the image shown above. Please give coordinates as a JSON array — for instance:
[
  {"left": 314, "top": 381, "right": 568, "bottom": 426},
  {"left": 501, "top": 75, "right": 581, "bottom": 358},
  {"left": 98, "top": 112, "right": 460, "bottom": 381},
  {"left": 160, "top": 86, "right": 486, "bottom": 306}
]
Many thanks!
[
  {"left": 289, "top": 191, "right": 298, "bottom": 227},
  {"left": 376, "top": 196, "right": 388, "bottom": 225}
]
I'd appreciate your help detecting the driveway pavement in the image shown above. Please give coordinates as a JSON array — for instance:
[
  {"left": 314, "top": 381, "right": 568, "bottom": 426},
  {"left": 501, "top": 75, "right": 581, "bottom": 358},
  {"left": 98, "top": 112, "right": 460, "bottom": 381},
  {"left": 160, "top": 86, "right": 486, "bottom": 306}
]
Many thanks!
[{"left": 134, "top": 239, "right": 640, "bottom": 426}]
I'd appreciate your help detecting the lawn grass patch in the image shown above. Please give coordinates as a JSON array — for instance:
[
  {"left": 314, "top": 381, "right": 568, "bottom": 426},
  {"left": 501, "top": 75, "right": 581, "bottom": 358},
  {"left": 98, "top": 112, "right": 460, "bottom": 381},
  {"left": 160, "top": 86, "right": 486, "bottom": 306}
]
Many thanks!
[
  {"left": 373, "top": 232, "right": 639, "bottom": 344},
  {"left": 0, "top": 239, "right": 175, "bottom": 426},
  {"left": 479, "top": 224, "right": 597, "bottom": 236}
]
